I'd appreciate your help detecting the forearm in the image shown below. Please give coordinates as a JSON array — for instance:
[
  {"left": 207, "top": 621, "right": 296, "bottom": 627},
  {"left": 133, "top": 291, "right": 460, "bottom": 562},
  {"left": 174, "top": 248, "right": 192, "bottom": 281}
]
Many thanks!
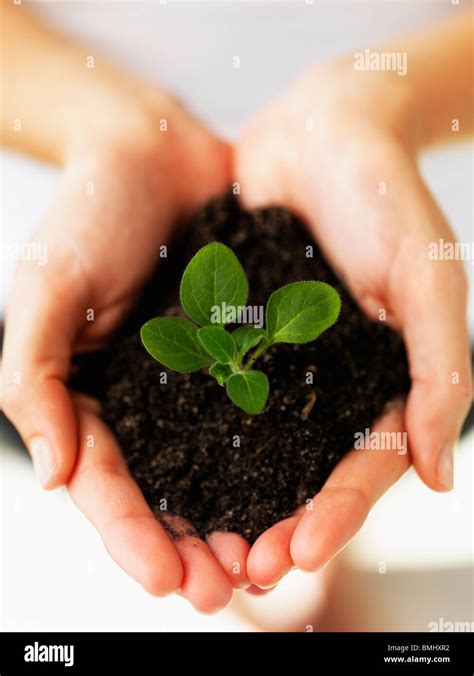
[
  {"left": 394, "top": 9, "right": 473, "bottom": 148},
  {"left": 0, "top": 2, "right": 174, "bottom": 163},
  {"left": 292, "top": 10, "right": 472, "bottom": 158}
]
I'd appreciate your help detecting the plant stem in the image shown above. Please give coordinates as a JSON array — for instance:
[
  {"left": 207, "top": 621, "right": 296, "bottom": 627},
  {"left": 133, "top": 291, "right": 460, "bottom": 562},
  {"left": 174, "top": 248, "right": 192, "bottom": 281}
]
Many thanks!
[{"left": 243, "top": 340, "right": 270, "bottom": 371}]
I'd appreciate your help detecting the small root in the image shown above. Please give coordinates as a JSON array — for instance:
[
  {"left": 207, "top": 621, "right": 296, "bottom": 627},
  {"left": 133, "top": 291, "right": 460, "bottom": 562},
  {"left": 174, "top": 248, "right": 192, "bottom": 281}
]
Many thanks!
[{"left": 301, "top": 391, "right": 317, "bottom": 421}]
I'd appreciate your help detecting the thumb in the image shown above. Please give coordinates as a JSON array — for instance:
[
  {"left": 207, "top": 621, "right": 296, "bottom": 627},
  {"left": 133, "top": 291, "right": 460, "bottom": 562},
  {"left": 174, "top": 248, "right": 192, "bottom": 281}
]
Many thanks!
[
  {"left": 386, "top": 170, "right": 472, "bottom": 492},
  {"left": 1, "top": 242, "right": 88, "bottom": 489}
]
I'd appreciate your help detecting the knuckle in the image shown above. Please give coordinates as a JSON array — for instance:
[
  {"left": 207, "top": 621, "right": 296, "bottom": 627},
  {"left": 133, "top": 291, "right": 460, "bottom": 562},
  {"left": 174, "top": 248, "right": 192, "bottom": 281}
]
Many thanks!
[
  {"left": 1, "top": 381, "right": 23, "bottom": 418},
  {"left": 142, "top": 565, "right": 183, "bottom": 598},
  {"left": 455, "top": 382, "right": 473, "bottom": 411}
]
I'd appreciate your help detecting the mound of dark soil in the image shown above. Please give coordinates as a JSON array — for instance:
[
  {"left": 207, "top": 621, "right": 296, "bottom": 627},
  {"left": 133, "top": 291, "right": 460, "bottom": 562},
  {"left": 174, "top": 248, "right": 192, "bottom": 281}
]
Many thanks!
[{"left": 73, "top": 194, "right": 410, "bottom": 543}]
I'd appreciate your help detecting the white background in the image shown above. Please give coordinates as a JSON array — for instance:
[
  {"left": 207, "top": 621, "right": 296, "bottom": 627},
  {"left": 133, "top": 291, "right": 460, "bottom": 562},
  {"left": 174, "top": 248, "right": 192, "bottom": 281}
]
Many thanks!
[{"left": 1, "top": 1, "right": 473, "bottom": 631}]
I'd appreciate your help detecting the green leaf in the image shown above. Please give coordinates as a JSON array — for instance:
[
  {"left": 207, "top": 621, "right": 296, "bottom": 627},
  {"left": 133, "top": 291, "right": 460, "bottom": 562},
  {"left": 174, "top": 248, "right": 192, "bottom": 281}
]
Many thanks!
[
  {"left": 226, "top": 370, "right": 269, "bottom": 415},
  {"left": 266, "top": 281, "right": 341, "bottom": 344},
  {"left": 209, "top": 362, "right": 233, "bottom": 385},
  {"left": 180, "top": 242, "right": 248, "bottom": 326},
  {"left": 140, "top": 317, "right": 212, "bottom": 373},
  {"left": 198, "top": 326, "right": 236, "bottom": 363},
  {"left": 232, "top": 326, "right": 266, "bottom": 359}
]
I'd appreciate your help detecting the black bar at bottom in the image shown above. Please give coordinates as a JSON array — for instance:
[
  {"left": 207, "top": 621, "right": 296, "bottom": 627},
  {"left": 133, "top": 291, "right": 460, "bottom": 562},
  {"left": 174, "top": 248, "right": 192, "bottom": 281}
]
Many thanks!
[{"left": 0, "top": 631, "right": 472, "bottom": 674}]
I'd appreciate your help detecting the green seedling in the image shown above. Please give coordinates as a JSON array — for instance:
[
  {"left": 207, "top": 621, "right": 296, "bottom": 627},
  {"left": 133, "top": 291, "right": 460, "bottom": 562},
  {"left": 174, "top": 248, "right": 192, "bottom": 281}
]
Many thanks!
[{"left": 141, "top": 242, "right": 341, "bottom": 415}]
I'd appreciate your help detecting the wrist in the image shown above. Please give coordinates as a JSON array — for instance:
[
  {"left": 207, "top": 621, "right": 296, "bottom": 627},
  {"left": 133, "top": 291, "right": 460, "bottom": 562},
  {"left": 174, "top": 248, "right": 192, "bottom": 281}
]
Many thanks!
[
  {"left": 295, "top": 57, "right": 419, "bottom": 154},
  {"left": 63, "top": 75, "right": 182, "bottom": 163},
  {"left": 63, "top": 77, "right": 231, "bottom": 222}
]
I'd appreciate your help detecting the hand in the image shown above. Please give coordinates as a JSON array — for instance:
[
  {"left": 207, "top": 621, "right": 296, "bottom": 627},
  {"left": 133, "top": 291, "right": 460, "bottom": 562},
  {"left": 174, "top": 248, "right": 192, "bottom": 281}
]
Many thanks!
[
  {"left": 235, "top": 59, "right": 472, "bottom": 587},
  {"left": 1, "top": 91, "right": 251, "bottom": 612}
]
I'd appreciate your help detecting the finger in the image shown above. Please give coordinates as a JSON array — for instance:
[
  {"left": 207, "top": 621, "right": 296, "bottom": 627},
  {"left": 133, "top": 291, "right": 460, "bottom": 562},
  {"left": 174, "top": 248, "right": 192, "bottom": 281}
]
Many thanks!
[
  {"left": 177, "top": 131, "right": 233, "bottom": 218},
  {"left": 389, "top": 185, "right": 472, "bottom": 492},
  {"left": 206, "top": 531, "right": 251, "bottom": 589},
  {"left": 1, "top": 247, "right": 87, "bottom": 489},
  {"left": 235, "top": 102, "right": 289, "bottom": 211},
  {"left": 246, "top": 515, "right": 300, "bottom": 589},
  {"left": 290, "top": 403, "right": 410, "bottom": 572},
  {"left": 245, "top": 584, "right": 277, "bottom": 596},
  {"left": 164, "top": 520, "right": 233, "bottom": 613},
  {"left": 67, "top": 400, "right": 183, "bottom": 596}
]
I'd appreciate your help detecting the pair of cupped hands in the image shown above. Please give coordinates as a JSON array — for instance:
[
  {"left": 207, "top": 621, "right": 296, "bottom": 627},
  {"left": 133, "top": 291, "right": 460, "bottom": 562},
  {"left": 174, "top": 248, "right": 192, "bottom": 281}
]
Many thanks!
[{"left": 2, "top": 60, "right": 471, "bottom": 613}]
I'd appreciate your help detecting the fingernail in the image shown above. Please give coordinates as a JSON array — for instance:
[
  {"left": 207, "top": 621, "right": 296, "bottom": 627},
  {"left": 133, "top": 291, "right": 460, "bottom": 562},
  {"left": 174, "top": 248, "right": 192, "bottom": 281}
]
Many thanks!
[
  {"left": 29, "top": 437, "right": 57, "bottom": 488},
  {"left": 437, "top": 444, "right": 454, "bottom": 491},
  {"left": 259, "top": 568, "right": 294, "bottom": 589}
]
